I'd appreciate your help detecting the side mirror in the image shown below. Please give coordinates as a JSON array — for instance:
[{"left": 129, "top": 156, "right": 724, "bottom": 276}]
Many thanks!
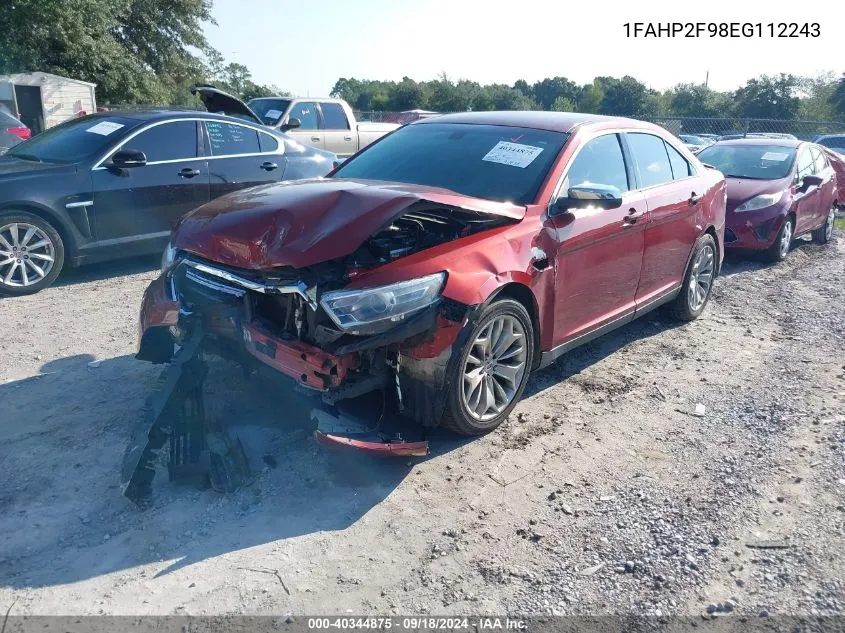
[
  {"left": 281, "top": 117, "right": 301, "bottom": 132},
  {"left": 553, "top": 183, "right": 623, "bottom": 214},
  {"left": 801, "top": 174, "right": 823, "bottom": 190},
  {"left": 111, "top": 149, "right": 147, "bottom": 168}
]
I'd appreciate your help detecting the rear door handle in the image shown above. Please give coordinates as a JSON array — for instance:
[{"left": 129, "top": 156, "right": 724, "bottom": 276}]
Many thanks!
[
  {"left": 689, "top": 192, "right": 703, "bottom": 205},
  {"left": 178, "top": 168, "right": 201, "bottom": 178},
  {"left": 343, "top": 136, "right": 353, "bottom": 141},
  {"left": 311, "top": 136, "right": 321, "bottom": 142},
  {"left": 260, "top": 161, "right": 278, "bottom": 171}
]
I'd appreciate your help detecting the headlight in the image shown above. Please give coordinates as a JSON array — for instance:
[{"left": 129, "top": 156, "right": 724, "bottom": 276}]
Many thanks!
[
  {"left": 161, "top": 242, "right": 177, "bottom": 274},
  {"left": 735, "top": 191, "right": 783, "bottom": 212},
  {"left": 320, "top": 272, "right": 446, "bottom": 335}
]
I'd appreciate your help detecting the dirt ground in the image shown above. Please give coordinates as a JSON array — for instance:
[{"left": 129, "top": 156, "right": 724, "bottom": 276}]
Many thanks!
[{"left": 1, "top": 232, "right": 844, "bottom": 619}]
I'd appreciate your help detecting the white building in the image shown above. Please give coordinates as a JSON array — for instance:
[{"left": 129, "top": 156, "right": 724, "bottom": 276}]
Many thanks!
[{"left": 0, "top": 72, "right": 97, "bottom": 134}]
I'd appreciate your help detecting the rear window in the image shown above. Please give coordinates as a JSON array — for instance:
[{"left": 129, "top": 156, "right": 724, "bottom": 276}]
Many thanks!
[
  {"left": 332, "top": 123, "right": 568, "bottom": 205},
  {"left": 7, "top": 115, "right": 138, "bottom": 163},
  {"left": 247, "top": 98, "right": 291, "bottom": 126}
]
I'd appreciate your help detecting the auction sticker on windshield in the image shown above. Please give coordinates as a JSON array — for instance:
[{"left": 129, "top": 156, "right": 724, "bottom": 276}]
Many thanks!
[
  {"left": 761, "top": 151, "right": 790, "bottom": 161},
  {"left": 86, "top": 121, "right": 125, "bottom": 136},
  {"left": 482, "top": 141, "right": 544, "bottom": 168},
  {"left": 264, "top": 109, "right": 283, "bottom": 120}
]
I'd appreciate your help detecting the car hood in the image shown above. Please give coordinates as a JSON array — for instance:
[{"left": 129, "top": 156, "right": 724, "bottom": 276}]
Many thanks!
[
  {"left": 0, "top": 156, "right": 76, "bottom": 178},
  {"left": 726, "top": 176, "right": 791, "bottom": 212},
  {"left": 172, "top": 178, "right": 526, "bottom": 270},
  {"left": 190, "top": 84, "right": 263, "bottom": 126}
]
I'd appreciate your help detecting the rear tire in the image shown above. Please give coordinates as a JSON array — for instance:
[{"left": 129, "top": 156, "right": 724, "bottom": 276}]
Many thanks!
[
  {"left": 668, "top": 233, "right": 717, "bottom": 322},
  {"left": 764, "top": 216, "right": 793, "bottom": 263},
  {"left": 442, "top": 298, "right": 534, "bottom": 436},
  {"left": 812, "top": 207, "right": 835, "bottom": 245},
  {"left": 0, "top": 211, "right": 65, "bottom": 296}
]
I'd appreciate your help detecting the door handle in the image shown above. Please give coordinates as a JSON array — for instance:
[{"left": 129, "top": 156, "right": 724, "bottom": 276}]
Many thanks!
[
  {"left": 260, "top": 161, "right": 278, "bottom": 171},
  {"left": 343, "top": 136, "right": 353, "bottom": 141},
  {"left": 623, "top": 208, "right": 644, "bottom": 226},
  {"left": 178, "top": 168, "right": 201, "bottom": 178},
  {"left": 311, "top": 136, "right": 321, "bottom": 142},
  {"left": 689, "top": 192, "right": 703, "bottom": 205}
]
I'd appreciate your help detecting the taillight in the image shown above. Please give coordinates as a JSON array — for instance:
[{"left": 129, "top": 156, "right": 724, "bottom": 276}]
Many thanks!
[{"left": 6, "top": 127, "right": 31, "bottom": 141}]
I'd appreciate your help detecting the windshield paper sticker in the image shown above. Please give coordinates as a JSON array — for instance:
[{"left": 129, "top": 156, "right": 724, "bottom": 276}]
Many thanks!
[
  {"left": 264, "top": 109, "right": 283, "bottom": 120},
  {"left": 482, "top": 141, "right": 544, "bottom": 168},
  {"left": 86, "top": 121, "right": 124, "bottom": 136},
  {"left": 761, "top": 151, "right": 790, "bottom": 161}
]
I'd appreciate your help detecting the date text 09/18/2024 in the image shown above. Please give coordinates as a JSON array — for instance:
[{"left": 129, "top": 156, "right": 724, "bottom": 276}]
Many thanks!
[
  {"left": 307, "top": 618, "right": 527, "bottom": 630},
  {"left": 623, "top": 22, "right": 820, "bottom": 38}
]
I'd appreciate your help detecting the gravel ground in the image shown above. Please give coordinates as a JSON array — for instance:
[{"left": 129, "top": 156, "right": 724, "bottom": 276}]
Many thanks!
[{"left": 0, "top": 232, "right": 843, "bottom": 618}]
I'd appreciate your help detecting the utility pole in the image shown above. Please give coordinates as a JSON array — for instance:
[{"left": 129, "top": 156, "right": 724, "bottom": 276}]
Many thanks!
[{"left": 705, "top": 71, "right": 709, "bottom": 88}]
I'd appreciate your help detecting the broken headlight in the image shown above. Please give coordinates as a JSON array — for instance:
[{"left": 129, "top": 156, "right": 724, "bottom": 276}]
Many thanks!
[{"left": 320, "top": 272, "right": 446, "bottom": 335}]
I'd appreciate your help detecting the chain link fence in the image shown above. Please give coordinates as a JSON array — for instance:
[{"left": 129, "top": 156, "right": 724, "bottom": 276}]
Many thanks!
[{"left": 356, "top": 111, "right": 845, "bottom": 140}]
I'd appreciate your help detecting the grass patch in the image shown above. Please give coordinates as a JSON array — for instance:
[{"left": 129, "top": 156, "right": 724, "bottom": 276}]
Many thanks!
[{"left": 835, "top": 216, "right": 845, "bottom": 231}]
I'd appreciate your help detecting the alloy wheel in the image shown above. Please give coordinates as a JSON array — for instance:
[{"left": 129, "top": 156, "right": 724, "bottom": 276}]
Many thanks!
[
  {"left": 825, "top": 209, "right": 835, "bottom": 241},
  {"left": 0, "top": 222, "right": 56, "bottom": 287},
  {"left": 779, "top": 219, "right": 793, "bottom": 259},
  {"left": 687, "top": 243, "right": 715, "bottom": 313},
  {"left": 461, "top": 315, "right": 527, "bottom": 422}
]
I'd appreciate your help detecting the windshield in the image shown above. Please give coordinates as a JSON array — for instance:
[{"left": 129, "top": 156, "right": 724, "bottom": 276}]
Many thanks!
[
  {"left": 681, "top": 135, "right": 705, "bottom": 145},
  {"left": 818, "top": 136, "right": 845, "bottom": 153},
  {"left": 332, "top": 123, "right": 568, "bottom": 205},
  {"left": 697, "top": 144, "right": 796, "bottom": 180},
  {"left": 7, "top": 115, "right": 138, "bottom": 163},
  {"left": 247, "top": 98, "right": 292, "bottom": 126}
]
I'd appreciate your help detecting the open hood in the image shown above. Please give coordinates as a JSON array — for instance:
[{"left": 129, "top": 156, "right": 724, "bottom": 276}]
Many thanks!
[
  {"left": 171, "top": 178, "right": 526, "bottom": 270},
  {"left": 190, "top": 84, "right": 263, "bottom": 125}
]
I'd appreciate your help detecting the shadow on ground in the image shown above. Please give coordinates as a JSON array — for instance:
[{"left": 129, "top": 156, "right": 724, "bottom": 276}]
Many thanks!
[{"left": 54, "top": 254, "right": 160, "bottom": 288}]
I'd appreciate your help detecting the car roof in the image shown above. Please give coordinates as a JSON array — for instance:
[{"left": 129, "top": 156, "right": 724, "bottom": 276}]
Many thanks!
[
  {"left": 410, "top": 111, "right": 654, "bottom": 134},
  {"left": 93, "top": 109, "right": 263, "bottom": 125},
  {"left": 713, "top": 138, "right": 803, "bottom": 148}
]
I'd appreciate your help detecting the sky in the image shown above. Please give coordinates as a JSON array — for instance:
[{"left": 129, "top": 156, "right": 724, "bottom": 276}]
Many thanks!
[{"left": 206, "top": 0, "right": 841, "bottom": 98}]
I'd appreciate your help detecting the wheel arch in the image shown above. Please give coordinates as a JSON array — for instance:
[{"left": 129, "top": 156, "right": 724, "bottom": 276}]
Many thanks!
[
  {"left": 485, "top": 282, "right": 542, "bottom": 370},
  {"left": 0, "top": 202, "right": 79, "bottom": 261}
]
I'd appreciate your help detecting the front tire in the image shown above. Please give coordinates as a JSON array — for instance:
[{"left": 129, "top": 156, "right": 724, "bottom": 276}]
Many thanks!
[
  {"left": 0, "top": 211, "right": 65, "bottom": 296},
  {"left": 764, "top": 216, "right": 793, "bottom": 263},
  {"left": 669, "top": 233, "right": 717, "bottom": 322},
  {"left": 443, "top": 298, "right": 535, "bottom": 436},
  {"left": 812, "top": 207, "right": 835, "bottom": 245}
]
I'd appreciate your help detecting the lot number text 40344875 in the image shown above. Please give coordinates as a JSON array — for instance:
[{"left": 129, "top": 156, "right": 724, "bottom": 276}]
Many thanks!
[{"left": 623, "top": 22, "right": 820, "bottom": 38}]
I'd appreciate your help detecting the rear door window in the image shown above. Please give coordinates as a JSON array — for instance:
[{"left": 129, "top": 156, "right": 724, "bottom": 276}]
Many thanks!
[
  {"left": 320, "top": 103, "right": 350, "bottom": 130},
  {"left": 811, "top": 146, "right": 827, "bottom": 174},
  {"left": 562, "top": 133, "right": 629, "bottom": 193},
  {"left": 626, "top": 133, "right": 674, "bottom": 188},
  {"left": 122, "top": 121, "right": 198, "bottom": 163},
  {"left": 665, "top": 141, "right": 692, "bottom": 179},
  {"left": 288, "top": 102, "right": 318, "bottom": 130},
  {"left": 205, "top": 121, "right": 261, "bottom": 156}
]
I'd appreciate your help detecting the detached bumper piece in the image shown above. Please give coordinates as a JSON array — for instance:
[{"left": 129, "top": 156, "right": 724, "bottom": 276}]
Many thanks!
[
  {"left": 311, "top": 408, "right": 429, "bottom": 457},
  {"left": 121, "top": 331, "right": 253, "bottom": 506}
]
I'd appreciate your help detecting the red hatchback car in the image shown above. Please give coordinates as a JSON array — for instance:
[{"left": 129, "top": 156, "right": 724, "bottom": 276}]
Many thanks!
[
  {"left": 697, "top": 139, "right": 838, "bottom": 262},
  {"left": 137, "top": 112, "right": 726, "bottom": 436}
]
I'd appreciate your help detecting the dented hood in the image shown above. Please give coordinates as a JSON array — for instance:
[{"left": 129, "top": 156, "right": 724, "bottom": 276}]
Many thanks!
[{"left": 171, "top": 178, "right": 526, "bottom": 269}]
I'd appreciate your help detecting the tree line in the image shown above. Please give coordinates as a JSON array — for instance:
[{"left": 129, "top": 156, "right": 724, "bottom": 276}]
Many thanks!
[
  {"left": 331, "top": 73, "right": 845, "bottom": 120},
  {"left": 1, "top": 1, "right": 843, "bottom": 120}
]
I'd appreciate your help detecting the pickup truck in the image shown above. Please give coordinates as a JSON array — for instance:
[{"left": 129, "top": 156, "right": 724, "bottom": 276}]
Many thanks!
[{"left": 190, "top": 85, "right": 399, "bottom": 159}]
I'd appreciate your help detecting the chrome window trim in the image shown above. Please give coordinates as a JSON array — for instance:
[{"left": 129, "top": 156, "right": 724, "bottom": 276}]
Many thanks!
[
  {"left": 549, "top": 127, "right": 702, "bottom": 210},
  {"left": 91, "top": 117, "right": 285, "bottom": 171}
]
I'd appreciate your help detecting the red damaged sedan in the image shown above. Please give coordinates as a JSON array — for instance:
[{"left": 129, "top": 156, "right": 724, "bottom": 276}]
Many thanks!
[
  {"left": 696, "top": 139, "right": 838, "bottom": 262},
  {"left": 137, "top": 112, "right": 726, "bottom": 438}
]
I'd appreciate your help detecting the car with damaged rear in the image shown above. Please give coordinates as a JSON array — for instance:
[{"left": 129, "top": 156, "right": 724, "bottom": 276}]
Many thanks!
[{"left": 136, "top": 111, "right": 726, "bottom": 464}]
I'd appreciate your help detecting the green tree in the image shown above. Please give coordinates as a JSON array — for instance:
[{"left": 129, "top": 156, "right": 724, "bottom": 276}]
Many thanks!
[
  {"left": 598, "top": 76, "right": 654, "bottom": 116},
  {"left": 665, "top": 83, "right": 728, "bottom": 118},
  {"left": 831, "top": 74, "right": 845, "bottom": 116},
  {"left": 390, "top": 77, "right": 425, "bottom": 110},
  {"left": 531, "top": 76, "right": 579, "bottom": 110},
  {"left": 551, "top": 96, "right": 574, "bottom": 112},
  {"left": 577, "top": 80, "right": 604, "bottom": 113},
  {"left": 732, "top": 74, "right": 800, "bottom": 119},
  {"left": 0, "top": 0, "right": 216, "bottom": 104}
]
